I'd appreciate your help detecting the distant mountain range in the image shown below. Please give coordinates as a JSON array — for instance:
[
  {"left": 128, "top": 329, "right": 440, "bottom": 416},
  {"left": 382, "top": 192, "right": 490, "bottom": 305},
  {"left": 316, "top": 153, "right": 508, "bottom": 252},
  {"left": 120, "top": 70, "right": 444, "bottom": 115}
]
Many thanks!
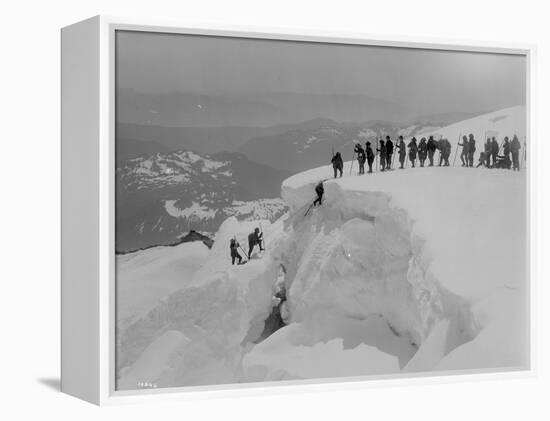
[{"left": 116, "top": 150, "right": 290, "bottom": 252}]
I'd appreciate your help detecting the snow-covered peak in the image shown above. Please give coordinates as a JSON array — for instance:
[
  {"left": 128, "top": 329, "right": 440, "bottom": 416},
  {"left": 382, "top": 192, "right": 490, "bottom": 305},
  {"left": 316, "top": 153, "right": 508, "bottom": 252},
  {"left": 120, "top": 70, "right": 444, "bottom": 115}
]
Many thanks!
[{"left": 419, "top": 105, "right": 525, "bottom": 143}]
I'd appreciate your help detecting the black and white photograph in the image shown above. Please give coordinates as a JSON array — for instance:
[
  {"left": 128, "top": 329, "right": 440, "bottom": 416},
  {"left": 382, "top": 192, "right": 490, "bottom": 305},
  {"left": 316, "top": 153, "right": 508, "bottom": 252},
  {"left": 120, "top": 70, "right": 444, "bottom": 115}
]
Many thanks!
[
  {"left": 6, "top": 0, "right": 550, "bottom": 417},
  {"left": 114, "top": 30, "right": 528, "bottom": 391}
]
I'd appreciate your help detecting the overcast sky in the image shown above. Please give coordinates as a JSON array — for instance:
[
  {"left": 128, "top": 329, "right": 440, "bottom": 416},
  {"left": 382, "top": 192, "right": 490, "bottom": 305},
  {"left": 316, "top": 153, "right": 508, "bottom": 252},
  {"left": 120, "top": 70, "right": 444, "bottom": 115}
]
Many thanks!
[{"left": 116, "top": 30, "right": 526, "bottom": 117}]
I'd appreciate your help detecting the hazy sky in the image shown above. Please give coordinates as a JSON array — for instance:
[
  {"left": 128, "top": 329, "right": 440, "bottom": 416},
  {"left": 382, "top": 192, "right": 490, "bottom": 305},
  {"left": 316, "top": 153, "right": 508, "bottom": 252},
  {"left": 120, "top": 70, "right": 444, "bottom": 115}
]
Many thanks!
[{"left": 116, "top": 30, "right": 526, "bottom": 116}]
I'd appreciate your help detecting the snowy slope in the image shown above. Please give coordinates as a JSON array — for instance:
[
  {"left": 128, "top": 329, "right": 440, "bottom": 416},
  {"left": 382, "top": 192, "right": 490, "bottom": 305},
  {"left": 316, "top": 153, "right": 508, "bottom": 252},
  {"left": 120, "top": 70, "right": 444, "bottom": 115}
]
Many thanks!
[
  {"left": 116, "top": 108, "right": 528, "bottom": 389},
  {"left": 116, "top": 241, "right": 210, "bottom": 330},
  {"left": 419, "top": 105, "right": 525, "bottom": 149}
]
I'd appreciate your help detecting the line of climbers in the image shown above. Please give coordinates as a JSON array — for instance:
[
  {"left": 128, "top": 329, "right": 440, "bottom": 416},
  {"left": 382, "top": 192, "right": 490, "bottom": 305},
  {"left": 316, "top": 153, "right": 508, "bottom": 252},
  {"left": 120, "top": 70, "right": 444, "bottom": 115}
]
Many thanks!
[
  {"left": 315, "top": 133, "right": 524, "bottom": 209},
  {"left": 349, "top": 135, "right": 452, "bottom": 172},
  {"left": 332, "top": 133, "right": 523, "bottom": 177}
]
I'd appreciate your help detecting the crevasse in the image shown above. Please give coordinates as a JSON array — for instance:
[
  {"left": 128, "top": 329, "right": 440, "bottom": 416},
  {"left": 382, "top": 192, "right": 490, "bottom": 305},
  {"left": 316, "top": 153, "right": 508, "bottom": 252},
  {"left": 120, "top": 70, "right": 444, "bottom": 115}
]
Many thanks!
[{"left": 242, "top": 181, "right": 480, "bottom": 379}]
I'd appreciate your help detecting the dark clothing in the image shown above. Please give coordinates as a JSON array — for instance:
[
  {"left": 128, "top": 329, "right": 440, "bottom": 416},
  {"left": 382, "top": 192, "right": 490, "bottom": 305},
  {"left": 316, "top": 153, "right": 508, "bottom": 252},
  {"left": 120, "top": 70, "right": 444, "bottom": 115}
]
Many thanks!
[
  {"left": 468, "top": 138, "right": 476, "bottom": 167},
  {"left": 248, "top": 231, "right": 264, "bottom": 258},
  {"left": 503, "top": 141, "right": 511, "bottom": 157},
  {"left": 331, "top": 152, "right": 344, "bottom": 178},
  {"left": 440, "top": 139, "right": 451, "bottom": 166},
  {"left": 313, "top": 182, "right": 324, "bottom": 206},
  {"left": 427, "top": 138, "right": 437, "bottom": 166},
  {"left": 512, "top": 152, "right": 520, "bottom": 171},
  {"left": 230, "top": 239, "right": 243, "bottom": 265},
  {"left": 484, "top": 140, "right": 493, "bottom": 167},
  {"left": 446, "top": 140, "right": 452, "bottom": 161},
  {"left": 418, "top": 140, "right": 427, "bottom": 167},
  {"left": 397, "top": 141, "right": 406, "bottom": 168},
  {"left": 427, "top": 139, "right": 437, "bottom": 152},
  {"left": 502, "top": 140, "right": 511, "bottom": 169},
  {"left": 408, "top": 140, "right": 418, "bottom": 167},
  {"left": 386, "top": 139, "right": 394, "bottom": 155},
  {"left": 437, "top": 139, "right": 445, "bottom": 166},
  {"left": 458, "top": 138, "right": 470, "bottom": 166},
  {"left": 354, "top": 144, "right": 366, "bottom": 174},
  {"left": 511, "top": 138, "right": 521, "bottom": 153},
  {"left": 377, "top": 141, "right": 386, "bottom": 171},
  {"left": 366, "top": 144, "right": 375, "bottom": 173},
  {"left": 385, "top": 140, "right": 394, "bottom": 170},
  {"left": 511, "top": 137, "right": 521, "bottom": 170}
]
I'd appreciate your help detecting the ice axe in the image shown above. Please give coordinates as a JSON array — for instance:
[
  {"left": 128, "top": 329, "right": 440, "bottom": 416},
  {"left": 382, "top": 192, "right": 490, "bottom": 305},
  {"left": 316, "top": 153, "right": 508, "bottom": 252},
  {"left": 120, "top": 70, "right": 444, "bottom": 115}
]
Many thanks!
[
  {"left": 452, "top": 132, "right": 462, "bottom": 166},
  {"left": 233, "top": 236, "right": 249, "bottom": 263},
  {"left": 304, "top": 201, "right": 315, "bottom": 217},
  {"left": 239, "top": 244, "right": 249, "bottom": 260}
]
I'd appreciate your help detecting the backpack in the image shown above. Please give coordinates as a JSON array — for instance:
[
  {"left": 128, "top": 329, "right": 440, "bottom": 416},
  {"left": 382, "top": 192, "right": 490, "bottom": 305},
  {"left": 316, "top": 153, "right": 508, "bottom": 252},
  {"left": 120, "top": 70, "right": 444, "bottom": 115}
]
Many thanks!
[{"left": 230, "top": 238, "right": 236, "bottom": 249}]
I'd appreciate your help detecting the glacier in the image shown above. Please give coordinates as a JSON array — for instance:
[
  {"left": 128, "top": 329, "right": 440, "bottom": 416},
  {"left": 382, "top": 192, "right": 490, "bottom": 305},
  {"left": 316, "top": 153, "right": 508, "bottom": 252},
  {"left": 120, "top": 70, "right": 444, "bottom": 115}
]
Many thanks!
[{"left": 115, "top": 107, "right": 528, "bottom": 390}]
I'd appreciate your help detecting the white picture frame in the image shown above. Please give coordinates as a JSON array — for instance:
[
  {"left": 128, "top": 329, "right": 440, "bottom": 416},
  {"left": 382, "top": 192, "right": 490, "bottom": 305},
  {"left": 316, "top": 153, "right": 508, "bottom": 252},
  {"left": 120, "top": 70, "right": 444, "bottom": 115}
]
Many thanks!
[{"left": 61, "top": 15, "right": 536, "bottom": 405}]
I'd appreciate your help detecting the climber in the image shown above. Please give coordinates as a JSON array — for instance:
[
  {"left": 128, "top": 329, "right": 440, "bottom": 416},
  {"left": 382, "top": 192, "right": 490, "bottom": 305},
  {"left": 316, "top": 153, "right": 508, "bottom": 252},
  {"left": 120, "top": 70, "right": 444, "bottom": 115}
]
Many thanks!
[
  {"left": 502, "top": 136, "right": 512, "bottom": 169},
  {"left": 385, "top": 136, "right": 394, "bottom": 170},
  {"left": 458, "top": 135, "right": 470, "bottom": 167},
  {"left": 511, "top": 135, "right": 521, "bottom": 171},
  {"left": 484, "top": 137, "right": 492, "bottom": 167},
  {"left": 408, "top": 137, "right": 418, "bottom": 168},
  {"left": 396, "top": 136, "right": 406, "bottom": 169},
  {"left": 354, "top": 143, "right": 366, "bottom": 175},
  {"left": 248, "top": 227, "right": 264, "bottom": 259},
  {"left": 365, "top": 141, "right": 375, "bottom": 173},
  {"left": 230, "top": 237, "right": 243, "bottom": 265},
  {"left": 377, "top": 139, "right": 387, "bottom": 171},
  {"left": 331, "top": 152, "right": 344, "bottom": 178},
  {"left": 313, "top": 181, "right": 324, "bottom": 206},
  {"left": 468, "top": 134, "right": 476, "bottom": 167},
  {"left": 418, "top": 137, "right": 427, "bottom": 167}
]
